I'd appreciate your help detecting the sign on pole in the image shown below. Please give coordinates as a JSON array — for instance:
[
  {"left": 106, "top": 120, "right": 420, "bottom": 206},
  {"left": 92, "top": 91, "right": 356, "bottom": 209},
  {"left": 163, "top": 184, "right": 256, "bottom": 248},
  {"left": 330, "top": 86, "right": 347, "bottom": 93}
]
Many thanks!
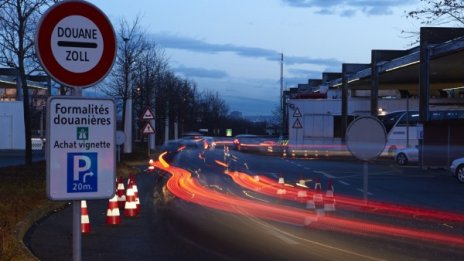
[
  {"left": 35, "top": 0, "right": 116, "bottom": 88},
  {"left": 293, "top": 107, "right": 302, "bottom": 117},
  {"left": 293, "top": 118, "right": 303, "bottom": 129},
  {"left": 142, "top": 108, "right": 155, "bottom": 120},
  {"left": 142, "top": 122, "right": 155, "bottom": 134},
  {"left": 47, "top": 97, "right": 116, "bottom": 200}
]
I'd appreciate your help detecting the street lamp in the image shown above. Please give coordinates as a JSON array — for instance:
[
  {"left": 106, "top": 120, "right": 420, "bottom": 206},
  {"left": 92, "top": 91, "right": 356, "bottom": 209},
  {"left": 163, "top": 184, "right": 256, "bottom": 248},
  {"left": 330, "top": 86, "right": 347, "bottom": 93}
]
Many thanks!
[{"left": 123, "top": 37, "right": 133, "bottom": 153}]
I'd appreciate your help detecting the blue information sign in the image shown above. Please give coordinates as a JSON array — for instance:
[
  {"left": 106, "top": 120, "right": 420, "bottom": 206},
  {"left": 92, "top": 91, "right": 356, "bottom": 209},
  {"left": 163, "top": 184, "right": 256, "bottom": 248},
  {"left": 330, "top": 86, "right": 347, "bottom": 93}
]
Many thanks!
[{"left": 67, "top": 152, "right": 98, "bottom": 193}]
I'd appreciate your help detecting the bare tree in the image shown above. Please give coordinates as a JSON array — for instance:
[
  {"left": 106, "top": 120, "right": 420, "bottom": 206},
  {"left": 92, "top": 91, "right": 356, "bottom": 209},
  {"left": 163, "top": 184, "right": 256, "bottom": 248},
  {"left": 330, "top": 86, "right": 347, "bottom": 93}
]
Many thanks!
[
  {"left": 103, "top": 16, "right": 149, "bottom": 130},
  {"left": 407, "top": 0, "right": 464, "bottom": 26},
  {"left": 132, "top": 41, "right": 168, "bottom": 137},
  {"left": 0, "top": 0, "right": 51, "bottom": 165}
]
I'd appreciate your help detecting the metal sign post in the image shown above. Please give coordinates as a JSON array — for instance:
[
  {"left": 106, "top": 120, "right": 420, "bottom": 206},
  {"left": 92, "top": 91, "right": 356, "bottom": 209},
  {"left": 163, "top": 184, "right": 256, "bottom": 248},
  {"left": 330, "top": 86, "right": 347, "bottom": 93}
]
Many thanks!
[
  {"left": 36, "top": 1, "right": 116, "bottom": 260},
  {"left": 346, "top": 116, "right": 386, "bottom": 204}
]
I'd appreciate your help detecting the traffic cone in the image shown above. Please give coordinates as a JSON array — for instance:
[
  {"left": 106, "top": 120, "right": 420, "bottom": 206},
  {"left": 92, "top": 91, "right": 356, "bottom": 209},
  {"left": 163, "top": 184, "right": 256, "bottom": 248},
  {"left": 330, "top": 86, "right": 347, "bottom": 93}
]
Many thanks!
[
  {"left": 81, "top": 200, "right": 91, "bottom": 234},
  {"left": 127, "top": 173, "right": 134, "bottom": 186},
  {"left": 324, "top": 179, "right": 336, "bottom": 212},
  {"left": 124, "top": 180, "right": 138, "bottom": 217},
  {"left": 313, "top": 178, "right": 325, "bottom": 217},
  {"left": 130, "top": 177, "right": 141, "bottom": 213},
  {"left": 106, "top": 194, "right": 121, "bottom": 225},
  {"left": 116, "top": 177, "right": 126, "bottom": 208}
]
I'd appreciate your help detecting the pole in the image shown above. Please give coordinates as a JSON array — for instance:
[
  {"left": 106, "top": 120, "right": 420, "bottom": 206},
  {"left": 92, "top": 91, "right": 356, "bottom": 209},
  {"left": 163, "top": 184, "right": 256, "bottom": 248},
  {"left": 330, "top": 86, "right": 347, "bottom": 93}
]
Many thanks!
[
  {"left": 123, "top": 98, "right": 132, "bottom": 153},
  {"left": 406, "top": 95, "right": 410, "bottom": 147},
  {"left": 280, "top": 53, "right": 284, "bottom": 136},
  {"left": 363, "top": 161, "right": 368, "bottom": 205},
  {"left": 149, "top": 118, "right": 155, "bottom": 151},
  {"left": 73, "top": 86, "right": 82, "bottom": 261},
  {"left": 73, "top": 200, "right": 81, "bottom": 261}
]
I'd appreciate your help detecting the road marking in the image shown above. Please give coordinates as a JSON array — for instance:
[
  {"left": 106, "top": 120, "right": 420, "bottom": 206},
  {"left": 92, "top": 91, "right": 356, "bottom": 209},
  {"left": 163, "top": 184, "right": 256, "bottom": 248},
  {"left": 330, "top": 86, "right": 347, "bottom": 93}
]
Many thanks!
[
  {"left": 268, "top": 172, "right": 279, "bottom": 179},
  {"left": 338, "top": 180, "right": 350, "bottom": 186},
  {"left": 231, "top": 207, "right": 385, "bottom": 261},
  {"left": 313, "top": 170, "right": 335, "bottom": 179},
  {"left": 296, "top": 164, "right": 303, "bottom": 167},
  {"left": 267, "top": 229, "right": 299, "bottom": 245},
  {"left": 356, "top": 188, "right": 373, "bottom": 196},
  {"left": 304, "top": 167, "right": 311, "bottom": 170}
]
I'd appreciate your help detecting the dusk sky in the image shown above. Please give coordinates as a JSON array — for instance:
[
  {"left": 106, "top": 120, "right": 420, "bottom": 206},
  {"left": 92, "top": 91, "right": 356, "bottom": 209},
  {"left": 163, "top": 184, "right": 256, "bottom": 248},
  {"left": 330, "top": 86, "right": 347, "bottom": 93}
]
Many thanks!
[{"left": 91, "top": 0, "right": 423, "bottom": 116}]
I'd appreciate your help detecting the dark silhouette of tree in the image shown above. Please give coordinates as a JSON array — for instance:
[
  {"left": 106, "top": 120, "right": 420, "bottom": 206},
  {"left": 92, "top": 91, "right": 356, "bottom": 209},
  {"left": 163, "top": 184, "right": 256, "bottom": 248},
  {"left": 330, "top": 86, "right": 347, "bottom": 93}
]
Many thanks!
[
  {"left": 407, "top": 0, "right": 464, "bottom": 26},
  {"left": 0, "top": 0, "right": 52, "bottom": 165},
  {"left": 103, "top": 16, "right": 149, "bottom": 131}
]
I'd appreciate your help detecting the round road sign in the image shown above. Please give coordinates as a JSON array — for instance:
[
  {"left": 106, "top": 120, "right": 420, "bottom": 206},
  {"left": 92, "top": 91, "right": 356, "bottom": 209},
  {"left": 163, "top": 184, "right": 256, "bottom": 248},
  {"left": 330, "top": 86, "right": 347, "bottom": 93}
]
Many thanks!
[
  {"left": 346, "top": 116, "right": 387, "bottom": 161},
  {"left": 35, "top": 1, "right": 116, "bottom": 88}
]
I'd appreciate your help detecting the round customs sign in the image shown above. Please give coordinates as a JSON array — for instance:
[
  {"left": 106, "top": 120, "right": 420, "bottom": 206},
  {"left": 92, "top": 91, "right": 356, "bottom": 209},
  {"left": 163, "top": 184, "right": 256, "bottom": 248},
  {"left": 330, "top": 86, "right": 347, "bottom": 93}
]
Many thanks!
[
  {"left": 35, "top": 1, "right": 116, "bottom": 88},
  {"left": 346, "top": 116, "right": 387, "bottom": 161}
]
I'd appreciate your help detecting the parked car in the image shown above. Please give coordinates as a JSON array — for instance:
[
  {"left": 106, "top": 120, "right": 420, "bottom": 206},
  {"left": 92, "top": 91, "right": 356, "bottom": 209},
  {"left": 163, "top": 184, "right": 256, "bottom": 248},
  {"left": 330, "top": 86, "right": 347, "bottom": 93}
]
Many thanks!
[
  {"left": 450, "top": 157, "right": 464, "bottom": 183},
  {"left": 394, "top": 146, "right": 418, "bottom": 165}
]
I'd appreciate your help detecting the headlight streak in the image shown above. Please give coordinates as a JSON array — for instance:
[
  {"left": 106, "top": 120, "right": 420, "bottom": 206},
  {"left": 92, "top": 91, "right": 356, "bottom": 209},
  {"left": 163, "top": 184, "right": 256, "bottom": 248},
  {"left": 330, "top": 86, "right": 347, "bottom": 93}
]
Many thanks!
[
  {"left": 153, "top": 154, "right": 464, "bottom": 248},
  {"left": 226, "top": 168, "right": 464, "bottom": 224}
]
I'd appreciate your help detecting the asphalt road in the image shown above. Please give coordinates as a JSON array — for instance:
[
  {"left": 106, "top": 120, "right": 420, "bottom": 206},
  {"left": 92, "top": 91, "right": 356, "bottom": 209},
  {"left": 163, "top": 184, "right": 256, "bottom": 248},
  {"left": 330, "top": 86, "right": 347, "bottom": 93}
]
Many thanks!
[{"left": 25, "top": 147, "right": 464, "bottom": 260}]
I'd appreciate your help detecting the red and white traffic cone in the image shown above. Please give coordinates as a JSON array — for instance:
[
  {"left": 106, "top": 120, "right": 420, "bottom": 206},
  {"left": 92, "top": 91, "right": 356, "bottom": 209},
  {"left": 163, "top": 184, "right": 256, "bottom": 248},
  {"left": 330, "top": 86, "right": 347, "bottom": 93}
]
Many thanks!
[
  {"left": 116, "top": 177, "right": 126, "bottom": 208},
  {"left": 131, "top": 177, "right": 141, "bottom": 214},
  {"left": 81, "top": 200, "right": 91, "bottom": 234},
  {"left": 324, "top": 179, "right": 336, "bottom": 212},
  {"left": 313, "top": 178, "right": 325, "bottom": 217},
  {"left": 106, "top": 194, "right": 121, "bottom": 225},
  {"left": 123, "top": 180, "right": 138, "bottom": 217}
]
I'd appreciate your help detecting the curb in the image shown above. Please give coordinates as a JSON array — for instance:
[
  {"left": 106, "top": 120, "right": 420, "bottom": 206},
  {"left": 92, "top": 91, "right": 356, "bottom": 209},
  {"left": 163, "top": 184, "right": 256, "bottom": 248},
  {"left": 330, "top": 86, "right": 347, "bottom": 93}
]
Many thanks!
[{"left": 14, "top": 202, "right": 68, "bottom": 260}]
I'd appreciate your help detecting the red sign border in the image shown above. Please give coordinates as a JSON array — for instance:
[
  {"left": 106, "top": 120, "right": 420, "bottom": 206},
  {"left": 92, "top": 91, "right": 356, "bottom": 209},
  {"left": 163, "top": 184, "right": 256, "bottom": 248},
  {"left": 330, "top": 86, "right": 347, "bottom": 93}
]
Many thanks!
[
  {"left": 35, "top": 1, "right": 116, "bottom": 88},
  {"left": 141, "top": 107, "right": 155, "bottom": 120}
]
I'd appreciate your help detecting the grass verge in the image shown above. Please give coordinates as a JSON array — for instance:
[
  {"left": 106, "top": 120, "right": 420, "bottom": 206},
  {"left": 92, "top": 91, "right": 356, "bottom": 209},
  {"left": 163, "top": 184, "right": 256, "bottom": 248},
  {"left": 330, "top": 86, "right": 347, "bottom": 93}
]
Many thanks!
[{"left": 0, "top": 158, "right": 141, "bottom": 261}]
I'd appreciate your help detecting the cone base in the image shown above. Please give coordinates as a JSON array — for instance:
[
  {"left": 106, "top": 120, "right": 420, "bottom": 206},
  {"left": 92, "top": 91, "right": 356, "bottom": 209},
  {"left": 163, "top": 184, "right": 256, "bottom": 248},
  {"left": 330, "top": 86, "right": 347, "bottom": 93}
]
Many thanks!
[
  {"left": 106, "top": 216, "right": 121, "bottom": 225},
  {"left": 124, "top": 208, "right": 138, "bottom": 217}
]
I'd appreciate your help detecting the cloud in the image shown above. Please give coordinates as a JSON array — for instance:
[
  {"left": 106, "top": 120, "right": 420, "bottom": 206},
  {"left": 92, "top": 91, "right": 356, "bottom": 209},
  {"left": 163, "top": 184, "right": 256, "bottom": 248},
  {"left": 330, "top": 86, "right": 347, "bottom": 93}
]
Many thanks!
[
  {"left": 281, "top": 0, "right": 415, "bottom": 16},
  {"left": 224, "top": 95, "right": 278, "bottom": 116},
  {"left": 174, "top": 65, "right": 228, "bottom": 79},
  {"left": 151, "top": 33, "right": 341, "bottom": 68}
]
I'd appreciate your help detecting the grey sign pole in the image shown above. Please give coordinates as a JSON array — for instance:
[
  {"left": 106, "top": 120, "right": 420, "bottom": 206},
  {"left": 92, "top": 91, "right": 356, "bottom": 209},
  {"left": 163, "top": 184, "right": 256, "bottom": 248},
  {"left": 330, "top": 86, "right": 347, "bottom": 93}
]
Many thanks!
[
  {"left": 73, "top": 87, "right": 82, "bottom": 261},
  {"left": 73, "top": 200, "right": 81, "bottom": 261},
  {"left": 346, "top": 116, "right": 386, "bottom": 205},
  {"left": 363, "top": 161, "right": 368, "bottom": 204}
]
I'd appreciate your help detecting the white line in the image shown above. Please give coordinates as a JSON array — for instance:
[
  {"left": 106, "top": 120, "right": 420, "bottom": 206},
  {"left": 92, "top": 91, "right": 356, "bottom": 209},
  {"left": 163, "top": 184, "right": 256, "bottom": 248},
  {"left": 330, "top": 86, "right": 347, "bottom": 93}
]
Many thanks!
[
  {"left": 356, "top": 188, "right": 373, "bottom": 196},
  {"left": 233, "top": 207, "right": 385, "bottom": 261},
  {"left": 304, "top": 167, "right": 311, "bottom": 170},
  {"left": 267, "top": 229, "right": 299, "bottom": 245},
  {"left": 268, "top": 172, "right": 279, "bottom": 179},
  {"left": 296, "top": 164, "right": 303, "bottom": 167},
  {"left": 313, "top": 170, "right": 335, "bottom": 179},
  {"left": 338, "top": 180, "right": 350, "bottom": 186}
]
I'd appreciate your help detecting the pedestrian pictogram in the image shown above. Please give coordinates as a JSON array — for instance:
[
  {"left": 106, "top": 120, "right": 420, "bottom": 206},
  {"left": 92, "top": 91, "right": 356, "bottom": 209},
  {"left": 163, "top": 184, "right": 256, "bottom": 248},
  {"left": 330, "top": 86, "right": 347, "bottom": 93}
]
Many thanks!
[
  {"left": 142, "top": 122, "right": 155, "bottom": 134},
  {"left": 142, "top": 108, "right": 154, "bottom": 120},
  {"left": 293, "top": 118, "right": 303, "bottom": 129},
  {"left": 293, "top": 107, "right": 302, "bottom": 117}
]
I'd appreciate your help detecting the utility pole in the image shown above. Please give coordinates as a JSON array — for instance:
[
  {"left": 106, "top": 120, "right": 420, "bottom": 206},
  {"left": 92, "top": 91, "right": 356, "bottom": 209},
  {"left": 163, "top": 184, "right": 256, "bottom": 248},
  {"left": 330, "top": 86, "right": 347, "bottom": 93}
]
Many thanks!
[
  {"left": 280, "top": 53, "right": 284, "bottom": 136},
  {"left": 123, "top": 37, "right": 132, "bottom": 153}
]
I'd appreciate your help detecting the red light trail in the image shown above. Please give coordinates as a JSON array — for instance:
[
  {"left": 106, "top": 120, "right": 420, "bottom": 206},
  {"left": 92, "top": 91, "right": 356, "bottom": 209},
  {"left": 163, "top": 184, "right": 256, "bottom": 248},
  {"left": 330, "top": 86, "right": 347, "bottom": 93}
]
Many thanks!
[{"left": 153, "top": 153, "right": 464, "bottom": 247}]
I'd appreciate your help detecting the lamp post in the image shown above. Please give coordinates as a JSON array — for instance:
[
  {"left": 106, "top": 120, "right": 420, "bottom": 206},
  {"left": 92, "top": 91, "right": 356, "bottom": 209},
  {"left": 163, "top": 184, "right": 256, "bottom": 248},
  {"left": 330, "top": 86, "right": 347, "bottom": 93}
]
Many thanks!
[{"left": 123, "top": 37, "right": 133, "bottom": 153}]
